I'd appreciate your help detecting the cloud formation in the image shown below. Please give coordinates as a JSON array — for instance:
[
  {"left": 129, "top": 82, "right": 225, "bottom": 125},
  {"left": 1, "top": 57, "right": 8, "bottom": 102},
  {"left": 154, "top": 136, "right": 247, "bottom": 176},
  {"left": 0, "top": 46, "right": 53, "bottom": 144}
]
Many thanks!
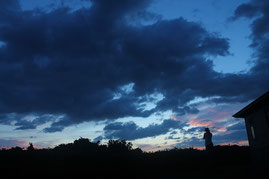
[
  {"left": 233, "top": 0, "right": 269, "bottom": 93},
  {"left": 0, "top": 0, "right": 268, "bottom": 133},
  {"left": 96, "top": 119, "right": 185, "bottom": 140}
]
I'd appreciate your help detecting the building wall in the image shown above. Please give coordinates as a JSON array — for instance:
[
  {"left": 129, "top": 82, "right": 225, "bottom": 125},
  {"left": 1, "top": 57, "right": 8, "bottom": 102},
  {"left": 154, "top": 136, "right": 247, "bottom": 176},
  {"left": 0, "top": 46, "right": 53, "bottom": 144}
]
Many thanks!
[
  {"left": 245, "top": 105, "right": 269, "bottom": 162},
  {"left": 265, "top": 104, "right": 269, "bottom": 128},
  {"left": 244, "top": 118, "right": 253, "bottom": 146}
]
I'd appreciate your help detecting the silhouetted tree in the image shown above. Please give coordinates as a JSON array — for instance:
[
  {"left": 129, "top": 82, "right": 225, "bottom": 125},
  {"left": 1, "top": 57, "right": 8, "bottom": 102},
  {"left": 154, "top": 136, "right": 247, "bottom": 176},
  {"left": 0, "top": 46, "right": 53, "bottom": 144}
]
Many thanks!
[
  {"left": 0, "top": 138, "right": 256, "bottom": 179},
  {"left": 107, "top": 139, "right": 133, "bottom": 153},
  {"left": 10, "top": 146, "right": 23, "bottom": 152}
]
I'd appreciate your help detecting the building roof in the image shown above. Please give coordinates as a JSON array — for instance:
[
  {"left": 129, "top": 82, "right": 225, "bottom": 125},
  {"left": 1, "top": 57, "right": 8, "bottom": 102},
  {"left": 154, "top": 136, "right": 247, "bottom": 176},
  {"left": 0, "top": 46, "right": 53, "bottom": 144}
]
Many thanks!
[{"left": 233, "top": 91, "right": 269, "bottom": 118}]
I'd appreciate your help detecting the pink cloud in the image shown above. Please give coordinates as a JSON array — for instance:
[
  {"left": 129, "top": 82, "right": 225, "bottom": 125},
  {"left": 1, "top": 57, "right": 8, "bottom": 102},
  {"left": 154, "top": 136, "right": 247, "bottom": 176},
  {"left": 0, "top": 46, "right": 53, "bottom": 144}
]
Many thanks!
[
  {"left": 185, "top": 105, "right": 241, "bottom": 130},
  {"left": 170, "top": 115, "right": 180, "bottom": 121},
  {"left": 188, "top": 120, "right": 214, "bottom": 127},
  {"left": 218, "top": 127, "right": 227, "bottom": 132},
  {"left": 0, "top": 138, "right": 28, "bottom": 149}
]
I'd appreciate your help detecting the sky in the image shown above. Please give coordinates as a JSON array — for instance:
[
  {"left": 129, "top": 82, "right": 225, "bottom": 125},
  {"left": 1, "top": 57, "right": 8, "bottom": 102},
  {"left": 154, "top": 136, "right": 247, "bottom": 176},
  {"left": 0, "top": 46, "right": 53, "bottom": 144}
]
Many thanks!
[{"left": 0, "top": 0, "right": 269, "bottom": 151}]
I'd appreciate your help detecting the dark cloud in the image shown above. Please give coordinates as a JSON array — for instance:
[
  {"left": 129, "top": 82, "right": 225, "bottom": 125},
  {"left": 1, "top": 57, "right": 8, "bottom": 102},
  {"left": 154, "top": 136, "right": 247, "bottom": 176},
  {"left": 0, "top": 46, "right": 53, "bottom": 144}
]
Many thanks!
[
  {"left": 0, "top": 0, "right": 21, "bottom": 24},
  {"left": 232, "top": 0, "right": 269, "bottom": 96},
  {"left": 232, "top": 3, "right": 260, "bottom": 19},
  {"left": 185, "top": 126, "right": 205, "bottom": 133},
  {"left": 0, "top": 0, "right": 268, "bottom": 132},
  {"left": 43, "top": 117, "right": 73, "bottom": 133},
  {"left": 98, "top": 119, "right": 185, "bottom": 140},
  {"left": 233, "top": 1, "right": 269, "bottom": 44},
  {"left": 0, "top": 113, "right": 57, "bottom": 130}
]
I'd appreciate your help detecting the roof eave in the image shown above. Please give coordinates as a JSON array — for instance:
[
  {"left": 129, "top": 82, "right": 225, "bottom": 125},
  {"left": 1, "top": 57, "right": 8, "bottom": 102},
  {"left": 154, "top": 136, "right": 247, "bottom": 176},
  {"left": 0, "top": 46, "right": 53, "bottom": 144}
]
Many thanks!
[
  {"left": 233, "top": 112, "right": 245, "bottom": 118},
  {"left": 233, "top": 90, "right": 269, "bottom": 119}
]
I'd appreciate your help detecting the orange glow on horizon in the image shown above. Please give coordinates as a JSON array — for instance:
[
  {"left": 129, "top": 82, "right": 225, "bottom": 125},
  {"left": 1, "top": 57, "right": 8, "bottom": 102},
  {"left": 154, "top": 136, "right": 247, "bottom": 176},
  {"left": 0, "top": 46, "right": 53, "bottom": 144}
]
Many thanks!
[
  {"left": 218, "top": 140, "right": 249, "bottom": 146},
  {"left": 193, "top": 146, "right": 205, "bottom": 150}
]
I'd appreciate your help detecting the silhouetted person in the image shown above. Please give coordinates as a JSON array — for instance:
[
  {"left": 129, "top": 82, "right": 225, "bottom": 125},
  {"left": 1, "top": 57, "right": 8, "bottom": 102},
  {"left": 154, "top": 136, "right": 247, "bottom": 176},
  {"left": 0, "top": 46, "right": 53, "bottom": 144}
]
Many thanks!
[
  {"left": 203, "top": 128, "right": 213, "bottom": 150},
  {"left": 27, "top": 142, "right": 35, "bottom": 151}
]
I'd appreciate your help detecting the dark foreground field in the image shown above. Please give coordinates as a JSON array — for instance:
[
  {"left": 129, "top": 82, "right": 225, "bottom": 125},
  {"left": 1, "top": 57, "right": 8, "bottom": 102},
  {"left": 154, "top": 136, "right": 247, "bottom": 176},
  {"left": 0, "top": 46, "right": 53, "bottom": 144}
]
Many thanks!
[{"left": 0, "top": 138, "right": 268, "bottom": 179}]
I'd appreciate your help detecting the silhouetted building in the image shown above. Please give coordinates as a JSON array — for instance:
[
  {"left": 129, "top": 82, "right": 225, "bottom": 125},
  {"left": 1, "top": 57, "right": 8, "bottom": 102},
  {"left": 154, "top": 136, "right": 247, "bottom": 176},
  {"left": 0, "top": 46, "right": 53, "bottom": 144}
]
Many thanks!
[{"left": 233, "top": 91, "right": 269, "bottom": 162}]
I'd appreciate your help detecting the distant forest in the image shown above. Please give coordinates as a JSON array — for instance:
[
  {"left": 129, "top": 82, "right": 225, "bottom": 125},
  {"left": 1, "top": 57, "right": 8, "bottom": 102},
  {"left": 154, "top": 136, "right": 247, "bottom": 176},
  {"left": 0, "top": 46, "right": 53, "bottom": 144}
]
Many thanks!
[{"left": 0, "top": 138, "right": 267, "bottom": 178}]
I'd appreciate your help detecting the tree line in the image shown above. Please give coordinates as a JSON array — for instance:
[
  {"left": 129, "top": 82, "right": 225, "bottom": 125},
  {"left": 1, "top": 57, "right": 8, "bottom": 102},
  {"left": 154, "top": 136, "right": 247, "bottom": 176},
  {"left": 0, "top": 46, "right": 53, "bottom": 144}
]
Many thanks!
[{"left": 0, "top": 138, "right": 265, "bottom": 179}]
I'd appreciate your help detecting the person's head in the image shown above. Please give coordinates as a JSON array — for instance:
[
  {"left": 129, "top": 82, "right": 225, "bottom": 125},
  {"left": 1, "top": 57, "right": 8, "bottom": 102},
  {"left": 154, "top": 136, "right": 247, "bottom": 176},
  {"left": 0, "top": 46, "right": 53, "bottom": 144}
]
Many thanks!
[{"left": 205, "top": 128, "right": 210, "bottom": 132}]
